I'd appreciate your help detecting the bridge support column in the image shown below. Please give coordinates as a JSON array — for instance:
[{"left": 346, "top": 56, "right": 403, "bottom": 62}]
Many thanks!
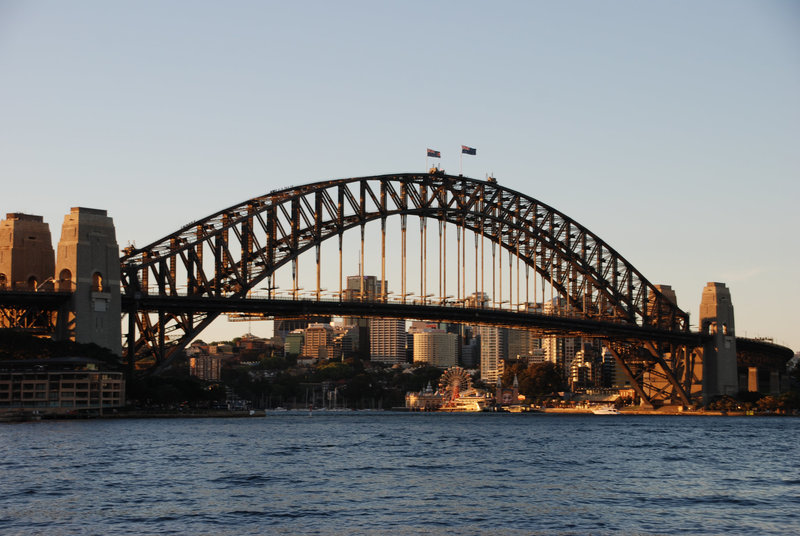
[
  {"left": 55, "top": 208, "right": 121, "bottom": 355},
  {"left": 605, "top": 344, "right": 654, "bottom": 409},
  {"left": 699, "top": 282, "right": 738, "bottom": 404},
  {"left": 643, "top": 341, "right": 691, "bottom": 408}
]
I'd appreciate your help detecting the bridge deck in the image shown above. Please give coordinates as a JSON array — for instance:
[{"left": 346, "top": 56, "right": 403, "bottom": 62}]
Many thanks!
[{"left": 123, "top": 294, "right": 704, "bottom": 345}]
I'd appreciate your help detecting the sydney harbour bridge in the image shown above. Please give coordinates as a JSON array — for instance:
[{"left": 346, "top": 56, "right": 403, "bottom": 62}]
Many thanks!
[{"left": 0, "top": 171, "right": 793, "bottom": 408}]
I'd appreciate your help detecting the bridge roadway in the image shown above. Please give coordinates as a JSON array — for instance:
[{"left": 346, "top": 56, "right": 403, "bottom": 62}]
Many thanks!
[
  {"left": 0, "top": 290, "right": 71, "bottom": 308},
  {"left": 123, "top": 294, "right": 704, "bottom": 347}
]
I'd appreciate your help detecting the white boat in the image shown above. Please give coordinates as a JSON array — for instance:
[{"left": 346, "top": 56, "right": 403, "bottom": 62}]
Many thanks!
[{"left": 591, "top": 406, "right": 620, "bottom": 415}]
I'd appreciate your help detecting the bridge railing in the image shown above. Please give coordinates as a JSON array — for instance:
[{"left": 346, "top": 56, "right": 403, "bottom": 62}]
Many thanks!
[{"left": 129, "top": 285, "right": 642, "bottom": 325}]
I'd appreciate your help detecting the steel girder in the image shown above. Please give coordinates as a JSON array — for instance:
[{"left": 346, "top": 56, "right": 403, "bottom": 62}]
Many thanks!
[
  {"left": 0, "top": 290, "right": 71, "bottom": 335},
  {"left": 120, "top": 173, "right": 691, "bottom": 366}
]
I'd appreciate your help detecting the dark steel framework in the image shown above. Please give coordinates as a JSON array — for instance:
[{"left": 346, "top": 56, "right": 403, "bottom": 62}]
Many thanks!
[
  {"left": 0, "top": 290, "right": 70, "bottom": 334},
  {"left": 121, "top": 172, "right": 696, "bottom": 406}
]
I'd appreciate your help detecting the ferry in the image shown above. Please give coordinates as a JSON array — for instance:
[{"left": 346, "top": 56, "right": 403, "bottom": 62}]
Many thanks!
[
  {"left": 591, "top": 406, "right": 620, "bottom": 415},
  {"left": 439, "top": 394, "right": 490, "bottom": 412}
]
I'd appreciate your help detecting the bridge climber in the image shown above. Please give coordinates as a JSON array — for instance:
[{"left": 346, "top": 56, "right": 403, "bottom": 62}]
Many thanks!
[{"left": 0, "top": 172, "right": 792, "bottom": 408}]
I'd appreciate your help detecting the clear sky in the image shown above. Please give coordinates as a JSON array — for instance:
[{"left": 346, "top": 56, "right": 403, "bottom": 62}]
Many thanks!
[{"left": 1, "top": 1, "right": 798, "bottom": 350}]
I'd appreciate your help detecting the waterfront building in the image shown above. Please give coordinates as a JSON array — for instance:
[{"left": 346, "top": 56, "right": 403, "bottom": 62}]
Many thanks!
[
  {"left": 495, "top": 374, "right": 520, "bottom": 406},
  {"left": 405, "top": 367, "right": 491, "bottom": 411},
  {"left": 0, "top": 358, "right": 124, "bottom": 413},
  {"left": 405, "top": 381, "right": 442, "bottom": 411}
]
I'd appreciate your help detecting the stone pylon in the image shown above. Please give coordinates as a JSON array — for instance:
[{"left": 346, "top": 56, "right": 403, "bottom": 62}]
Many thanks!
[
  {"left": 0, "top": 213, "right": 55, "bottom": 290},
  {"left": 699, "top": 282, "right": 738, "bottom": 402},
  {"left": 55, "top": 208, "right": 121, "bottom": 355}
]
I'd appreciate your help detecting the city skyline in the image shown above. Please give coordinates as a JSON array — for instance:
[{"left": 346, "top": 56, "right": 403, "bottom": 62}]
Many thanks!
[{"left": 1, "top": 1, "right": 797, "bottom": 350}]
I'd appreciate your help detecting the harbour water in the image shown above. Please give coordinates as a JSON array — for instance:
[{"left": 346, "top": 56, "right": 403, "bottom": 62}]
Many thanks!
[{"left": 2, "top": 413, "right": 798, "bottom": 535}]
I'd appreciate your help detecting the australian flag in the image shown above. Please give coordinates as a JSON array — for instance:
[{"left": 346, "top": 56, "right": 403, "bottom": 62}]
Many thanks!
[
  {"left": 461, "top": 145, "right": 476, "bottom": 155},
  {"left": 427, "top": 148, "right": 441, "bottom": 158}
]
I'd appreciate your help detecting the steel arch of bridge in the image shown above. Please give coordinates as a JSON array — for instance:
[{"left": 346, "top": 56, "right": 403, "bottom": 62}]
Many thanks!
[{"left": 121, "top": 172, "right": 694, "bottom": 404}]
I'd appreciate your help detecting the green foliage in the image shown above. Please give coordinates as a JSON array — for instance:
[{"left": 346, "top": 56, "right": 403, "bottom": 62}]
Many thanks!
[
  {"left": 501, "top": 361, "right": 564, "bottom": 399},
  {"left": 779, "top": 391, "right": 800, "bottom": 411},
  {"left": 260, "top": 355, "right": 292, "bottom": 370},
  {"left": 127, "top": 375, "right": 223, "bottom": 407},
  {"left": 756, "top": 396, "right": 779, "bottom": 412},
  {"left": 313, "top": 361, "right": 354, "bottom": 381},
  {"left": 708, "top": 395, "right": 739, "bottom": 411}
]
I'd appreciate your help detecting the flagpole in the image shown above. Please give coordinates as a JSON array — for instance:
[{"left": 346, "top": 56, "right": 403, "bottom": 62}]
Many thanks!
[{"left": 460, "top": 151, "right": 463, "bottom": 175}]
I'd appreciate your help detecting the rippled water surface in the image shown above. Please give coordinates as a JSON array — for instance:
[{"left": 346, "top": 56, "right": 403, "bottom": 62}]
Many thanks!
[{"left": 2, "top": 413, "right": 799, "bottom": 535}]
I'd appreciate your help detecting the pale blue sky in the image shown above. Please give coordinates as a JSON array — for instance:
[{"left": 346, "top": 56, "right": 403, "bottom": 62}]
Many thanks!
[{"left": 1, "top": 1, "right": 798, "bottom": 350}]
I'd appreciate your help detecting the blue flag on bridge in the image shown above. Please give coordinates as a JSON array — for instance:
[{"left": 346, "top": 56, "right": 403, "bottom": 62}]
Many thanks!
[
  {"left": 427, "top": 149, "right": 441, "bottom": 158},
  {"left": 461, "top": 145, "right": 476, "bottom": 155}
]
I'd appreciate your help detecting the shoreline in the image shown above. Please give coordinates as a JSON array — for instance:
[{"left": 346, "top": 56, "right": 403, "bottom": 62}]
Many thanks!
[{"left": 3, "top": 406, "right": 794, "bottom": 422}]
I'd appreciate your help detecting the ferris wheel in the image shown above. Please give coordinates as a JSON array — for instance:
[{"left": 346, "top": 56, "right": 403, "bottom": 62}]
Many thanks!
[{"left": 438, "top": 366, "right": 472, "bottom": 400}]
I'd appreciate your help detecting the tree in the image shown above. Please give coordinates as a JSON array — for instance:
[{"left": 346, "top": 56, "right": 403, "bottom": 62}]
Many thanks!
[
  {"left": 498, "top": 361, "right": 564, "bottom": 399},
  {"left": 524, "top": 362, "right": 565, "bottom": 398},
  {"left": 756, "top": 396, "right": 779, "bottom": 412}
]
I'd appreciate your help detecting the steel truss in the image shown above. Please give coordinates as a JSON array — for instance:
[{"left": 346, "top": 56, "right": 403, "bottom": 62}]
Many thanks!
[
  {"left": 0, "top": 291, "right": 71, "bottom": 335},
  {"left": 121, "top": 172, "right": 695, "bottom": 403}
]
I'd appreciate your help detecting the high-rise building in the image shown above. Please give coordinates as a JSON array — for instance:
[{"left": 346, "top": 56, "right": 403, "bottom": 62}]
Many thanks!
[
  {"left": 568, "top": 344, "right": 600, "bottom": 390},
  {"left": 273, "top": 316, "right": 330, "bottom": 340},
  {"left": 302, "top": 323, "right": 335, "bottom": 360},
  {"left": 344, "top": 275, "right": 388, "bottom": 302},
  {"left": 284, "top": 329, "right": 305, "bottom": 357},
  {"left": 369, "top": 318, "right": 406, "bottom": 365},
  {"left": 413, "top": 329, "right": 458, "bottom": 368},
  {"left": 343, "top": 274, "right": 390, "bottom": 358},
  {"left": 508, "top": 329, "right": 541, "bottom": 361},
  {"left": 477, "top": 325, "right": 507, "bottom": 384}
]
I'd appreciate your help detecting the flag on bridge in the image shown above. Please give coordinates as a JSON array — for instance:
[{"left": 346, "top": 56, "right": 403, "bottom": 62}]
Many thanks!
[
  {"left": 461, "top": 145, "right": 476, "bottom": 155},
  {"left": 427, "top": 148, "right": 441, "bottom": 158}
]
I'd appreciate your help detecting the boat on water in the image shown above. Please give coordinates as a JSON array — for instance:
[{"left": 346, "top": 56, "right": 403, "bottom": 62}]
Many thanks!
[
  {"left": 591, "top": 406, "right": 620, "bottom": 415},
  {"left": 439, "top": 394, "right": 489, "bottom": 412}
]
